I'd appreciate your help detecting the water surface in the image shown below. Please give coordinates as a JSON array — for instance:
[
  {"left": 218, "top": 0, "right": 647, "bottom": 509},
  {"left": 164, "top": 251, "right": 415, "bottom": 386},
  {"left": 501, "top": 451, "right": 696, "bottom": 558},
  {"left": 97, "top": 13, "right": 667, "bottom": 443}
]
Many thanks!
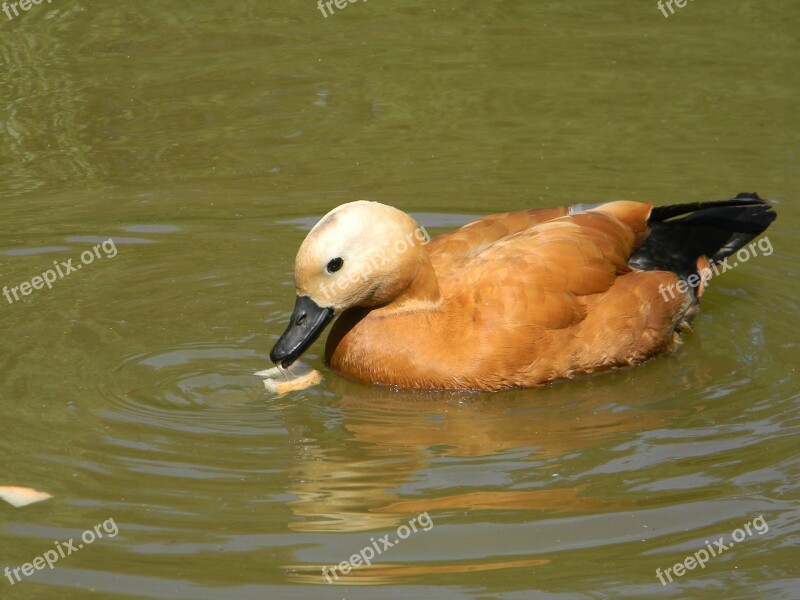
[{"left": 1, "top": 1, "right": 798, "bottom": 599}]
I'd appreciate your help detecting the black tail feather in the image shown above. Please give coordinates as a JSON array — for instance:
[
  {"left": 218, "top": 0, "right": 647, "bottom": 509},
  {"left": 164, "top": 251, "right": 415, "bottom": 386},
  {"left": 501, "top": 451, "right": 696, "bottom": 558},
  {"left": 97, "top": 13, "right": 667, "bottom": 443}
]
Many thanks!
[
  {"left": 648, "top": 192, "right": 770, "bottom": 225},
  {"left": 629, "top": 192, "right": 776, "bottom": 283}
]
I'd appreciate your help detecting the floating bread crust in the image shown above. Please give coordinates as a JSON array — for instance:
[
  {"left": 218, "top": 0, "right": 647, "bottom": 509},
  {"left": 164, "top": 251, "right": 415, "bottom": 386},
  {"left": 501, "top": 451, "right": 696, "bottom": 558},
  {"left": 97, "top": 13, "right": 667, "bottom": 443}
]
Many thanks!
[
  {"left": 0, "top": 486, "right": 52, "bottom": 507},
  {"left": 255, "top": 361, "right": 322, "bottom": 394},
  {"left": 264, "top": 368, "right": 322, "bottom": 394}
]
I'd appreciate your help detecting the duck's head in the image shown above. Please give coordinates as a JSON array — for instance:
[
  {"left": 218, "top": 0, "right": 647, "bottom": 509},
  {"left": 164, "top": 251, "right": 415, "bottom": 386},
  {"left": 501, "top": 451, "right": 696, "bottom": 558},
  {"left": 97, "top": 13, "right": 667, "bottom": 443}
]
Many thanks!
[{"left": 269, "top": 201, "right": 432, "bottom": 368}]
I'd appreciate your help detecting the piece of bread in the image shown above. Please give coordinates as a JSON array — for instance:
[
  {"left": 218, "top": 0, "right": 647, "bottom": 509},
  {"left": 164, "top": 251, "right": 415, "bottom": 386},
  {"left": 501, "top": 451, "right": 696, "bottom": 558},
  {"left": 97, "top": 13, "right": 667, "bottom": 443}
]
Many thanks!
[
  {"left": 0, "top": 486, "right": 52, "bottom": 507},
  {"left": 255, "top": 361, "right": 322, "bottom": 394}
]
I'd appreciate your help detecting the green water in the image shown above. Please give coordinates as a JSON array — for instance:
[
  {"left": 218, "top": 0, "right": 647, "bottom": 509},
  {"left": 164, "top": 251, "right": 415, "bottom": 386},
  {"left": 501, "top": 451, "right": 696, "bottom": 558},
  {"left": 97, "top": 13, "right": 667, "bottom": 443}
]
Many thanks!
[{"left": 1, "top": 1, "right": 798, "bottom": 598}]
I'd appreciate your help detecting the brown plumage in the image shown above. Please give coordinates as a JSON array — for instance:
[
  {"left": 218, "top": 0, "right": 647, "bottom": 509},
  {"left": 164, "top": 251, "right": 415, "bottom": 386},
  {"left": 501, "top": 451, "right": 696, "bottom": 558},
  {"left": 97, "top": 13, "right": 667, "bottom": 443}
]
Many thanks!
[{"left": 269, "top": 194, "right": 775, "bottom": 391}]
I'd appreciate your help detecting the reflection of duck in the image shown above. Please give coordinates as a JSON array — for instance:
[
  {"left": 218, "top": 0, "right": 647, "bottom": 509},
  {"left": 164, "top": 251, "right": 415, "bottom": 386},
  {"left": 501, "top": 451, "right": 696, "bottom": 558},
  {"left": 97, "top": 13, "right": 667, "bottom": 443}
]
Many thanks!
[
  {"left": 283, "top": 366, "right": 692, "bottom": 534},
  {"left": 281, "top": 371, "right": 693, "bottom": 583},
  {"left": 270, "top": 194, "right": 775, "bottom": 390}
]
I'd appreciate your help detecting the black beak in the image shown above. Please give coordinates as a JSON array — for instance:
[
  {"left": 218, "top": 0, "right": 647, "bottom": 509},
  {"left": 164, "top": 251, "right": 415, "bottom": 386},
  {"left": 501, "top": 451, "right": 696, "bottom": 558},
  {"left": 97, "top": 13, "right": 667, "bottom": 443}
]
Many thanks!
[{"left": 269, "top": 295, "right": 334, "bottom": 368}]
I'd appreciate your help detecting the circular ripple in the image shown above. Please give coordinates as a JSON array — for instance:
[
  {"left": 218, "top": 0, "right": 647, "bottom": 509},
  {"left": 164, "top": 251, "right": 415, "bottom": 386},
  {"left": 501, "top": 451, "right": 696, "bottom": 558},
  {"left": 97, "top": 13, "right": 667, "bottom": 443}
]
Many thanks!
[{"left": 99, "top": 341, "right": 293, "bottom": 435}]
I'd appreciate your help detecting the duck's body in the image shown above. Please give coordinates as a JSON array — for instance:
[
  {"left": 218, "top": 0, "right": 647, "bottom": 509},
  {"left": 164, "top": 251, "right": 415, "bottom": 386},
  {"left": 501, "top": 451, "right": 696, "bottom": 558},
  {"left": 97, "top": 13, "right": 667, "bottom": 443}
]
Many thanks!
[{"left": 270, "top": 194, "right": 775, "bottom": 391}]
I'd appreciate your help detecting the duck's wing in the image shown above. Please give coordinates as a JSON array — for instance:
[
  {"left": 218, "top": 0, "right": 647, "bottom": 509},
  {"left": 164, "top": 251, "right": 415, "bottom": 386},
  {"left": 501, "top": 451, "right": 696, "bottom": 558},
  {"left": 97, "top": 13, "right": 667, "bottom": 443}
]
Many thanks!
[
  {"left": 431, "top": 202, "right": 688, "bottom": 387},
  {"left": 437, "top": 202, "right": 653, "bottom": 318}
]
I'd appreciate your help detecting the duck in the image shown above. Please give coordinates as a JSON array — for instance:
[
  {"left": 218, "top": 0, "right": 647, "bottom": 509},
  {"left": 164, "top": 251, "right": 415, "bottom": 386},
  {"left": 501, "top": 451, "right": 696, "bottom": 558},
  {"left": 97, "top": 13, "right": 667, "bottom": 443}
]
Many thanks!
[{"left": 269, "top": 193, "right": 776, "bottom": 391}]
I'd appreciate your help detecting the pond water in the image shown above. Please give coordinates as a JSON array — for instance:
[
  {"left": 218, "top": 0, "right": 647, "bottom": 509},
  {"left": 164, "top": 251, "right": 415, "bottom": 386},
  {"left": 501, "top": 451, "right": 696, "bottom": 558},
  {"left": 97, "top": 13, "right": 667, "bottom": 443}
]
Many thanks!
[{"left": 1, "top": 1, "right": 798, "bottom": 599}]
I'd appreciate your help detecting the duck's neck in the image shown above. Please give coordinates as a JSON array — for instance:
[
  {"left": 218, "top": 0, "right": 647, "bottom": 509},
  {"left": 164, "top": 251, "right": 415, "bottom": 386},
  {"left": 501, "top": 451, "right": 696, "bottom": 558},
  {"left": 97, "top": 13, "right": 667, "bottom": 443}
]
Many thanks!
[{"left": 376, "top": 256, "right": 442, "bottom": 316}]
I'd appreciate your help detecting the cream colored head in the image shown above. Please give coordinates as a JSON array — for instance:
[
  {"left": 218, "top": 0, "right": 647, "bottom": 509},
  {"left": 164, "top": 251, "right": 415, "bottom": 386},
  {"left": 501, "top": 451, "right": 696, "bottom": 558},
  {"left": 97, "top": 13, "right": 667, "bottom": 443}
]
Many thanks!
[{"left": 294, "top": 201, "right": 433, "bottom": 312}]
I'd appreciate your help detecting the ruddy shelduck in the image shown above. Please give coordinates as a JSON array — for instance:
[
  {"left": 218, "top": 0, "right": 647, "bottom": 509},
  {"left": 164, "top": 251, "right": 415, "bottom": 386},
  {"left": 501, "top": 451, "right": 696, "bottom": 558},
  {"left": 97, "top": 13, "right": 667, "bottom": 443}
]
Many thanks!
[{"left": 270, "top": 193, "right": 775, "bottom": 391}]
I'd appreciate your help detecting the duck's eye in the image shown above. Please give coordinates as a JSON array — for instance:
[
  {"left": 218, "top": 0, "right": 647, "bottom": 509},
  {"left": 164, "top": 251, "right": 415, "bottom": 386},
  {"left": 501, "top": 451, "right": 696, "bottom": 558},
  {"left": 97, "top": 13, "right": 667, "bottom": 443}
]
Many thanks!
[{"left": 326, "top": 257, "right": 343, "bottom": 273}]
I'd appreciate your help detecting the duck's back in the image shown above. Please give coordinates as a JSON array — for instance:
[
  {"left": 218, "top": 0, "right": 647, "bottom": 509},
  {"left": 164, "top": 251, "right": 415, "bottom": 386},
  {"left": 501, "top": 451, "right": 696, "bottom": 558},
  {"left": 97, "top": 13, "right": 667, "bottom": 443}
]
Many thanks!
[{"left": 425, "top": 206, "right": 569, "bottom": 266}]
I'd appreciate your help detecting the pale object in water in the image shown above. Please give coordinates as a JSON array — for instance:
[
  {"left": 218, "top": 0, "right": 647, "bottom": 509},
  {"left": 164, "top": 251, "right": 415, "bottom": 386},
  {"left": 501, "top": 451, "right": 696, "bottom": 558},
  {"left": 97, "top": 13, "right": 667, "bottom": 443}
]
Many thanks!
[
  {"left": 0, "top": 486, "right": 52, "bottom": 507},
  {"left": 255, "top": 360, "right": 322, "bottom": 394}
]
